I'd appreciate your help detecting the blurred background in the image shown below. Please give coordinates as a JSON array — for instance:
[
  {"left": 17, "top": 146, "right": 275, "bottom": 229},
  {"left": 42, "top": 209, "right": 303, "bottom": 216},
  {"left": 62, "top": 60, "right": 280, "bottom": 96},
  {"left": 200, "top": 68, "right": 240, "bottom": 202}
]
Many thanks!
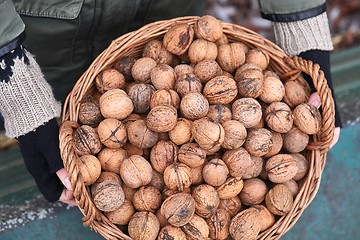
[{"left": 1, "top": 1, "right": 359, "bottom": 240}]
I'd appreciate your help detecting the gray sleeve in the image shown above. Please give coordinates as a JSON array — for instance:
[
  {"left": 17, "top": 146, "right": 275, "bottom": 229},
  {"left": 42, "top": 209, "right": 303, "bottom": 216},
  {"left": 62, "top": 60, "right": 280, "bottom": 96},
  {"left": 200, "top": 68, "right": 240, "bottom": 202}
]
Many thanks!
[
  {"left": 272, "top": 12, "right": 333, "bottom": 57},
  {"left": 0, "top": 47, "right": 61, "bottom": 138}
]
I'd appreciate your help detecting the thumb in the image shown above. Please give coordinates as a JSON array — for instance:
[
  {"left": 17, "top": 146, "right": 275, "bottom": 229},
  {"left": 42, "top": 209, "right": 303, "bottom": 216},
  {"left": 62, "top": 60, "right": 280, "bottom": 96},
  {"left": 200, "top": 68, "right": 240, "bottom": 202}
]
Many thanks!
[
  {"left": 308, "top": 92, "right": 321, "bottom": 109},
  {"left": 56, "top": 168, "right": 72, "bottom": 190}
]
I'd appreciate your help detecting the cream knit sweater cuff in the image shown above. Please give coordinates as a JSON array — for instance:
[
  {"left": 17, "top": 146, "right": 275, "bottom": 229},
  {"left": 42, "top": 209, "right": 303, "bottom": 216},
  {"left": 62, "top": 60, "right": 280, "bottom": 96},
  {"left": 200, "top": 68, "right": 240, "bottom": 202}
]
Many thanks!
[
  {"left": 0, "top": 49, "right": 61, "bottom": 138},
  {"left": 272, "top": 12, "right": 333, "bottom": 57}
]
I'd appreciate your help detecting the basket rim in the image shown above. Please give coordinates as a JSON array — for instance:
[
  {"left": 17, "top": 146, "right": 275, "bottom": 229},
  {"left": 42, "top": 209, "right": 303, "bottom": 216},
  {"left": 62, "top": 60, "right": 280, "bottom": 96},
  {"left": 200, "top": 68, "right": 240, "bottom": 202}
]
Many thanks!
[{"left": 59, "top": 15, "right": 335, "bottom": 240}]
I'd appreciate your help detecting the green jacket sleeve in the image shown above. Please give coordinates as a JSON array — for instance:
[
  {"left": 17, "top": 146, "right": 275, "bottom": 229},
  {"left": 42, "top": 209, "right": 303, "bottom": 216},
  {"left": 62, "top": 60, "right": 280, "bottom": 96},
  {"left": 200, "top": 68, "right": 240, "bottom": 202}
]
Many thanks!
[
  {"left": 0, "top": 0, "right": 25, "bottom": 55},
  {"left": 258, "top": 0, "right": 327, "bottom": 22}
]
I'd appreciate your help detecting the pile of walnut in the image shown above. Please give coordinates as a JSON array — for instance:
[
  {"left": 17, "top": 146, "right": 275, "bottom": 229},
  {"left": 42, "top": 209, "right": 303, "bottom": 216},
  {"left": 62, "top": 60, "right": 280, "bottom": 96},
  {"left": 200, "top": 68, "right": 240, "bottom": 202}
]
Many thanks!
[{"left": 74, "top": 15, "right": 321, "bottom": 240}]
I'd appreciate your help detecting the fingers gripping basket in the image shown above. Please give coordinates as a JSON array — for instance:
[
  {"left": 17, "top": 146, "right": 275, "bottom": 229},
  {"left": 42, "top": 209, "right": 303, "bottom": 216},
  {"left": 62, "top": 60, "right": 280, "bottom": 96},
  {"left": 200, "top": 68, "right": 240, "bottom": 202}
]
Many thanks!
[{"left": 59, "top": 16, "right": 335, "bottom": 240}]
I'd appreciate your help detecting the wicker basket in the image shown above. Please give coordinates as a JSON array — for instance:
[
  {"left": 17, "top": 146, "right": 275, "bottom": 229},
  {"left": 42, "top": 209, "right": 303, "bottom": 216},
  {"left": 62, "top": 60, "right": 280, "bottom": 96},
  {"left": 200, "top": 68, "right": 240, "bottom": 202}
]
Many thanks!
[{"left": 59, "top": 16, "right": 335, "bottom": 240}]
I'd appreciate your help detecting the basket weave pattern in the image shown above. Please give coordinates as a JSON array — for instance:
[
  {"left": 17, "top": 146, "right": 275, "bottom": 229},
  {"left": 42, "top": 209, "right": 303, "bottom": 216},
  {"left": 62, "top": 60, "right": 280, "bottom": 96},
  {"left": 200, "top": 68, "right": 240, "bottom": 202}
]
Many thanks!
[{"left": 59, "top": 16, "right": 335, "bottom": 240}]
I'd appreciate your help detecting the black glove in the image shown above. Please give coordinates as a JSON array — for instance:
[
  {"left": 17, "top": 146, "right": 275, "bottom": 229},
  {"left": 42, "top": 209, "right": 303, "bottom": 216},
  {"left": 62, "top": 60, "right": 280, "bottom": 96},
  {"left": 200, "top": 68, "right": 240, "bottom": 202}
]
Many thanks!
[
  {"left": 299, "top": 50, "right": 343, "bottom": 128},
  {"left": 16, "top": 118, "right": 65, "bottom": 202}
]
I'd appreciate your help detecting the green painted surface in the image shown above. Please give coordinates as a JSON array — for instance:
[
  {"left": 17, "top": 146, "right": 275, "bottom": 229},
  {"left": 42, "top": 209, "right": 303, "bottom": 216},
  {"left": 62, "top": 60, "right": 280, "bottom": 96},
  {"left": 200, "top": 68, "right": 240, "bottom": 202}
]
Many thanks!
[{"left": 331, "top": 45, "right": 360, "bottom": 90}]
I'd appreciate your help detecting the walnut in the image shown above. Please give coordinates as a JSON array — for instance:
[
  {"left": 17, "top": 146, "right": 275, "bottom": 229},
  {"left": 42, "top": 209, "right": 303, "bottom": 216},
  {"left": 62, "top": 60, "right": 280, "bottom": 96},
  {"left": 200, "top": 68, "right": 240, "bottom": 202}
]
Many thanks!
[
  {"left": 181, "top": 214, "right": 210, "bottom": 239},
  {"left": 150, "top": 89, "right": 180, "bottom": 109},
  {"left": 239, "top": 178, "right": 268, "bottom": 206},
  {"left": 218, "top": 196, "right": 242, "bottom": 218},
  {"left": 188, "top": 39, "right": 218, "bottom": 64},
  {"left": 158, "top": 225, "right": 186, "bottom": 240},
  {"left": 168, "top": 118, "right": 193, "bottom": 145},
  {"left": 113, "top": 56, "right": 137, "bottom": 81},
  {"left": 229, "top": 208, "right": 261, "bottom": 240},
  {"left": 215, "top": 34, "right": 229, "bottom": 46},
  {"left": 206, "top": 208, "right": 231, "bottom": 240},
  {"left": 77, "top": 155, "right": 101, "bottom": 186},
  {"left": 283, "top": 127, "right": 309, "bottom": 153},
  {"left": 97, "top": 118, "right": 127, "bottom": 149},
  {"left": 160, "top": 192, "right": 196, "bottom": 227},
  {"left": 148, "top": 170, "right": 165, "bottom": 192},
  {"left": 265, "top": 184, "right": 294, "bottom": 216},
  {"left": 194, "top": 15, "right": 223, "bottom": 42},
  {"left": 264, "top": 131, "right": 283, "bottom": 158},
  {"left": 131, "top": 57, "right": 157, "bottom": 83},
  {"left": 206, "top": 104, "right": 232, "bottom": 124},
  {"left": 221, "top": 120, "right": 248, "bottom": 149},
  {"left": 127, "top": 83, "right": 155, "bottom": 113},
  {"left": 180, "top": 92, "right": 209, "bottom": 120},
  {"left": 203, "top": 75, "right": 238, "bottom": 105},
  {"left": 142, "top": 39, "right": 173, "bottom": 65},
  {"left": 127, "top": 119, "right": 159, "bottom": 149},
  {"left": 245, "top": 48, "right": 270, "bottom": 70},
  {"left": 202, "top": 159, "right": 229, "bottom": 187},
  {"left": 189, "top": 159, "right": 207, "bottom": 186},
  {"left": 244, "top": 128, "right": 273, "bottom": 157},
  {"left": 150, "top": 140, "right": 178, "bottom": 174},
  {"left": 232, "top": 98, "right": 262, "bottom": 128},
  {"left": 293, "top": 103, "right": 322, "bottom": 135},
  {"left": 99, "top": 89, "right": 133, "bottom": 120},
  {"left": 178, "top": 142, "right": 206, "bottom": 168},
  {"left": 73, "top": 125, "right": 102, "bottom": 156},
  {"left": 252, "top": 205, "right": 275, "bottom": 232},
  {"left": 217, "top": 43, "right": 247, "bottom": 73},
  {"left": 120, "top": 155, "right": 153, "bottom": 188},
  {"left": 96, "top": 171, "right": 121, "bottom": 184},
  {"left": 192, "top": 184, "right": 220, "bottom": 218},
  {"left": 265, "top": 101, "right": 294, "bottom": 133},
  {"left": 97, "top": 147, "right": 127, "bottom": 174},
  {"left": 259, "top": 71, "right": 285, "bottom": 103},
  {"left": 105, "top": 199, "right": 135, "bottom": 225},
  {"left": 128, "top": 211, "right": 160, "bottom": 240},
  {"left": 150, "top": 64, "right": 176, "bottom": 90},
  {"left": 283, "top": 80, "right": 309, "bottom": 109},
  {"left": 216, "top": 177, "right": 244, "bottom": 200},
  {"left": 174, "top": 64, "right": 194, "bottom": 78},
  {"left": 191, "top": 117, "right": 225, "bottom": 154},
  {"left": 193, "top": 59, "right": 222, "bottom": 83},
  {"left": 78, "top": 96, "right": 103, "bottom": 127},
  {"left": 283, "top": 179, "right": 299, "bottom": 197},
  {"left": 91, "top": 180, "right": 125, "bottom": 212},
  {"left": 222, "top": 147, "right": 252, "bottom": 178},
  {"left": 175, "top": 73, "right": 203, "bottom": 98},
  {"left": 266, "top": 154, "right": 298, "bottom": 183},
  {"left": 235, "top": 67, "right": 264, "bottom": 98},
  {"left": 95, "top": 68, "right": 125, "bottom": 93},
  {"left": 132, "top": 186, "right": 162, "bottom": 213},
  {"left": 163, "top": 23, "right": 194, "bottom": 55},
  {"left": 146, "top": 105, "right": 178, "bottom": 132},
  {"left": 291, "top": 153, "right": 309, "bottom": 181},
  {"left": 163, "top": 162, "right": 192, "bottom": 192}
]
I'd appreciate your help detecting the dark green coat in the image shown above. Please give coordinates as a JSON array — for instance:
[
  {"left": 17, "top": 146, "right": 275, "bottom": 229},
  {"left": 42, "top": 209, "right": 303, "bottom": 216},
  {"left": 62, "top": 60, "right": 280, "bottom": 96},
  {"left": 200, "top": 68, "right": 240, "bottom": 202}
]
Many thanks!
[{"left": 0, "top": 0, "right": 327, "bottom": 101}]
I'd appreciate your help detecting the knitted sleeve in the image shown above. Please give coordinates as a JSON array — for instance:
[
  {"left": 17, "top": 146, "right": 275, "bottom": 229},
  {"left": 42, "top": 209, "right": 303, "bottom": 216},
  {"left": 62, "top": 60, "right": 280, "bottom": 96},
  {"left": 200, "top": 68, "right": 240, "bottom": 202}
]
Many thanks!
[
  {"left": 0, "top": 43, "right": 61, "bottom": 138},
  {"left": 258, "top": 0, "right": 333, "bottom": 57}
]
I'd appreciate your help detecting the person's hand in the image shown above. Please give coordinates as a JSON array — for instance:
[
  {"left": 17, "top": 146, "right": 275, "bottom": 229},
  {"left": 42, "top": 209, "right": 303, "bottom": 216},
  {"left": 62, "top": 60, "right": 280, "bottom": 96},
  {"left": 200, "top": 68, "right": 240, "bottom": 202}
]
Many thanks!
[
  {"left": 56, "top": 168, "right": 73, "bottom": 190},
  {"left": 16, "top": 118, "right": 77, "bottom": 204},
  {"left": 56, "top": 168, "right": 78, "bottom": 206},
  {"left": 308, "top": 92, "right": 341, "bottom": 149},
  {"left": 59, "top": 187, "right": 77, "bottom": 206}
]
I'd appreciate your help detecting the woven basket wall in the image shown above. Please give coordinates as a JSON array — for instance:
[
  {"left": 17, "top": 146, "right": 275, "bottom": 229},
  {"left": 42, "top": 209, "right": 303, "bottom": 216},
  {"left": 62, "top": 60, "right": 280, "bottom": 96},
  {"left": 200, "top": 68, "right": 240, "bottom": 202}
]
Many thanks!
[{"left": 59, "top": 16, "right": 335, "bottom": 240}]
